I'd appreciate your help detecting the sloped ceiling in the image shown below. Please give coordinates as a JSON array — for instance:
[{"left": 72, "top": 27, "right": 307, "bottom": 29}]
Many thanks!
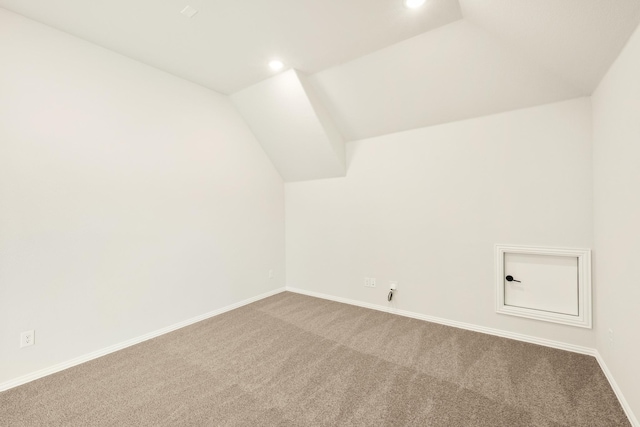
[
  {"left": 308, "top": 19, "right": 583, "bottom": 141},
  {"left": 309, "top": 0, "right": 640, "bottom": 140},
  {"left": 231, "top": 70, "right": 346, "bottom": 182},
  {"left": 2, "top": 0, "right": 640, "bottom": 143},
  {"left": 0, "top": 0, "right": 462, "bottom": 94},
  {"left": 460, "top": 0, "right": 640, "bottom": 94}
]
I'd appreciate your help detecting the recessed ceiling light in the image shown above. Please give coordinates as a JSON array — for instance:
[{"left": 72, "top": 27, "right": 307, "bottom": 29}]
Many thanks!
[
  {"left": 269, "top": 60, "right": 284, "bottom": 71},
  {"left": 180, "top": 5, "right": 198, "bottom": 18},
  {"left": 404, "top": 0, "right": 426, "bottom": 9}
]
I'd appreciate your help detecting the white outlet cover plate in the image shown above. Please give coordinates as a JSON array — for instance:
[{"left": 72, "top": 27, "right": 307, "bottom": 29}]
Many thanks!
[{"left": 20, "top": 330, "right": 34, "bottom": 348}]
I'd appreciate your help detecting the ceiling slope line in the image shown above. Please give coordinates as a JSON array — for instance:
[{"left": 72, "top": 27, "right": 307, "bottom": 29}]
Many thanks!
[{"left": 231, "top": 69, "right": 346, "bottom": 182}]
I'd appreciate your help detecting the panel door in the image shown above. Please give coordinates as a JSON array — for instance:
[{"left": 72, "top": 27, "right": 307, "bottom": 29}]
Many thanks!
[{"left": 503, "top": 253, "right": 579, "bottom": 316}]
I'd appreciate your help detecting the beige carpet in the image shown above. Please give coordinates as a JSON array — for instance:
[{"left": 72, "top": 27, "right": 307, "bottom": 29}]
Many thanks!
[{"left": 0, "top": 292, "right": 630, "bottom": 426}]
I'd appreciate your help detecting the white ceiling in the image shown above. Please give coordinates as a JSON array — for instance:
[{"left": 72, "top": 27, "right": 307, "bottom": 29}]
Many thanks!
[
  {"left": 308, "top": 19, "right": 584, "bottom": 141},
  {"left": 460, "top": 0, "right": 640, "bottom": 94},
  {"left": 308, "top": 0, "right": 640, "bottom": 140},
  {"left": 0, "top": 0, "right": 462, "bottom": 94},
  {"left": 2, "top": 0, "right": 640, "bottom": 142}
]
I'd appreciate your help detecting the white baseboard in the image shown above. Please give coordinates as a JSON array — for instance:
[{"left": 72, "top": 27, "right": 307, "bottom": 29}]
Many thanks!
[
  {"left": 286, "top": 286, "right": 638, "bottom": 426},
  {"left": 285, "top": 286, "right": 595, "bottom": 355},
  {"left": 3, "top": 286, "right": 636, "bottom": 427},
  {"left": 594, "top": 350, "right": 639, "bottom": 427},
  {"left": 0, "top": 287, "right": 286, "bottom": 393}
]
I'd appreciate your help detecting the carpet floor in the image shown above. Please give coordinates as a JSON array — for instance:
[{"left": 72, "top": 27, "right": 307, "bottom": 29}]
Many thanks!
[{"left": 0, "top": 292, "right": 630, "bottom": 426}]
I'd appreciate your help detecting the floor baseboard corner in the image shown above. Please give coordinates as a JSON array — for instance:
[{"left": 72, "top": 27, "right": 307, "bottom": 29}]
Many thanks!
[
  {"left": 284, "top": 286, "right": 595, "bottom": 356},
  {"left": 285, "top": 286, "right": 639, "bottom": 426},
  {"left": 594, "top": 350, "right": 639, "bottom": 427}
]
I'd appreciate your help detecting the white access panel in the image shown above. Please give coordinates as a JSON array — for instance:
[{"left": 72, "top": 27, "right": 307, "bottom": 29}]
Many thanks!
[
  {"left": 504, "top": 253, "right": 578, "bottom": 315},
  {"left": 495, "top": 245, "right": 592, "bottom": 328}
]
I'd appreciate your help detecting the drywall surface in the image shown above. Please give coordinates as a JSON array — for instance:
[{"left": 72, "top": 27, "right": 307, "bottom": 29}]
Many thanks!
[
  {"left": 0, "top": 9, "right": 284, "bottom": 385},
  {"left": 459, "top": 0, "right": 640, "bottom": 94},
  {"left": 309, "top": 20, "right": 582, "bottom": 141},
  {"left": 230, "top": 70, "right": 345, "bottom": 182},
  {"left": 286, "top": 98, "right": 595, "bottom": 347},
  {"left": 592, "top": 22, "right": 640, "bottom": 422}
]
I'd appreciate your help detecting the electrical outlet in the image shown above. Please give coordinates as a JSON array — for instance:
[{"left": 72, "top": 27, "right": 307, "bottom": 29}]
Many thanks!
[
  {"left": 20, "top": 330, "right": 34, "bottom": 348},
  {"left": 608, "top": 328, "right": 614, "bottom": 346},
  {"left": 364, "top": 277, "right": 376, "bottom": 288},
  {"left": 268, "top": 269, "right": 274, "bottom": 279},
  {"left": 371, "top": 278, "right": 376, "bottom": 287}
]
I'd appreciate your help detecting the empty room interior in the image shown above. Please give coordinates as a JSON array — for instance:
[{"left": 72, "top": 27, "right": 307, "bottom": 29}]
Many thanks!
[{"left": 1, "top": 0, "right": 640, "bottom": 425}]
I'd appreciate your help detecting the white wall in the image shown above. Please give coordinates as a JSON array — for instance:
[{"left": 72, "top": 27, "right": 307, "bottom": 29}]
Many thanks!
[
  {"left": 0, "top": 9, "right": 284, "bottom": 385},
  {"left": 286, "top": 98, "right": 595, "bottom": 347},
  {"left": 593, "top": 23, "right": 640, "bottom": 421}
]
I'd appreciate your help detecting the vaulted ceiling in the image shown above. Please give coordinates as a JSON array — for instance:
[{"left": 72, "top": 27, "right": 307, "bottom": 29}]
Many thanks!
[
  {"left": 2, "top": 0, "right": 640, "bottom": 180},
  {"left": 0, "top": 0, "right": 464, "bottom": 94}
]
